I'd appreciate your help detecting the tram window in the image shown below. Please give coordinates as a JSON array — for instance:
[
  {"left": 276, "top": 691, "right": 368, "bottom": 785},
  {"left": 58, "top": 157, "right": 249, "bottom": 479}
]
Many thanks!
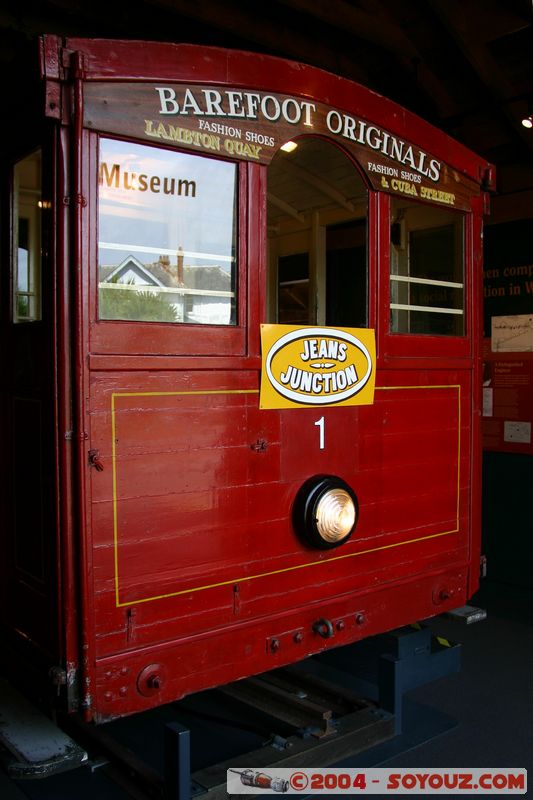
[
  {"left": 98, "top": 138, "right": 237, "bottom": 325},
  {"left": 12, "top": 150, "right": 42, "bottom": 323},
  {"left": 390, "top": 198, "right": 465, "bottom": 336},
  {"left": 267, "top": 137, "right": 367, "bottom": 326}
]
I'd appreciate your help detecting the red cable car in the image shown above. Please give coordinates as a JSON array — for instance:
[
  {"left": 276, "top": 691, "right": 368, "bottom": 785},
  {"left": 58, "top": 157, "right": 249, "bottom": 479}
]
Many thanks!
[{"left": 0, "top": 36, "right": 494, "bottom": 722}]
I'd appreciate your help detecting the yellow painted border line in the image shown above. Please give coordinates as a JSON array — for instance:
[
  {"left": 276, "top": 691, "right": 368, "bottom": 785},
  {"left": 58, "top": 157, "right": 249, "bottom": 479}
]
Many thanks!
[
  {"left": 111, "top": 384, "right": 461, "bottom": 607},
  {"left": 117, "top": 528, "right": 457, "bottom": 607},
  {"left": 111, "top": 393, "right": 120, "bottom": 607}
]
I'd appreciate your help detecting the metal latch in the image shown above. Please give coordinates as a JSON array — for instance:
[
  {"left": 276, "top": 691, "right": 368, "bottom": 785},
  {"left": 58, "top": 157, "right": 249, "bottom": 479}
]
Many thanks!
[{"left": 88, "top": 449, "right": 104, "bottom": 471}]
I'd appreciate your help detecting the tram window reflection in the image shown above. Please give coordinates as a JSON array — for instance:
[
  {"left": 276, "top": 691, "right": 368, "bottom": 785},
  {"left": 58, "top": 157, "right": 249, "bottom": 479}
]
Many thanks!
[
  {"left": 267, "top": 137, "right": 368, "bottom": 327},
  {"left": 98, "top": 138, "right": 238, "bottom": 325}
]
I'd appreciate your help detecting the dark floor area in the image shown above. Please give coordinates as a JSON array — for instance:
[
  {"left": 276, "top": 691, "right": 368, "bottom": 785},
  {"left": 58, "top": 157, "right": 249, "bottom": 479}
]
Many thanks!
[{"left": 1, "top": 578, "right": 531, "bottom": 799}]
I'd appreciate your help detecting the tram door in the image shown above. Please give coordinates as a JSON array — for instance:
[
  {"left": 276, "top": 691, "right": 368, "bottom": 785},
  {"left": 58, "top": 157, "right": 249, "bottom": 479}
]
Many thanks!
[
  {"left": 0, "top": 145, "right": 60, "bottom": 681},
  {"left": 267, "top": 138, "right": 367, "bottom": 327}
]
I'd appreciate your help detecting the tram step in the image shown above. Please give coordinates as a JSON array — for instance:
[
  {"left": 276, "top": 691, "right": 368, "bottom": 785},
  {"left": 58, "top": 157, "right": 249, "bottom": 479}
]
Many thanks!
[{"left": 0, "top": 677, "right": 88, "bottom": 779}]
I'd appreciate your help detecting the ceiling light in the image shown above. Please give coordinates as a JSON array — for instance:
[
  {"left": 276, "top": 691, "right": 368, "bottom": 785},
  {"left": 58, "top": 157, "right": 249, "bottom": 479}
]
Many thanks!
[
  {"left": 521, "top": 98, "right": 533, "bottom": 128},
  {"left": 280, "top": 140, "right": 298, "bottom": 153}
]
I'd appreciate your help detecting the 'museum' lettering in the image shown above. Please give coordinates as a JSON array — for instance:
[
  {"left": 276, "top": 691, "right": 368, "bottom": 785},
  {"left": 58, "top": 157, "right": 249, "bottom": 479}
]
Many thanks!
[{"left": 99, "top": 162, "right": 197, "bottom": 197}]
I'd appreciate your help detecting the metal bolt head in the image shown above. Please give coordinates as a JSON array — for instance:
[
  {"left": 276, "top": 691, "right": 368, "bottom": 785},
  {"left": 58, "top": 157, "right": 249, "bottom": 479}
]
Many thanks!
[{"left": 137, "top": 663, "right": 166, "bottom": 696}]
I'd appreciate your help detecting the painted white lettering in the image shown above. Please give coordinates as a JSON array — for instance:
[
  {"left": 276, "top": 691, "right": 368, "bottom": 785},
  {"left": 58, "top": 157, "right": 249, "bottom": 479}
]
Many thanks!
[
  {"left": 337, "top": 342, "right": 347, "bottom": 361},
  {"left": 261, "top": 95, "right": 281, "bottom": 121},
  {"left": 282, "top": 97, "right": 302, "bottom": 124},
  {"left": 326, "top": 109, "right": 343, "bottom": 134},
  {"left": 312, "top": 374, "right": 322, "bottom": 393},
  {"left": 246, "top": 131, "right": 275, "bottom": 146},
  {"left": 202, "top": 89, "right": 225, "bottom": 116},
  {"left": 428, "top": 159, "right": 441, "bottom": 182},
  {"left": 389, "top": 137, "right": 405, "bottom": 162},
  {"left": 301, "top": 101, "right": 316, "bottom": 126},
  {"left": 366, "top": 126, "right": 382, "bottom": 150},
  {"left": 342, "top": 114, "right": 358, "bottom": 141},
  {"left": 226, "top": 90, "right": 245, "bottom": 117},
  {"left": 245, "top": 93, "right": 261, "bottom": 119},
  {"left": 280, "top": 365, "right": 293, "bottom": 385},
  {"left": 181, "top": 88, "right": 204, "bottom": 115},
  {"left": 416, "top": 150, "right": 429, "bottom": 176},
  {"left": 402, "top": 145, "right": 416, "bottom": 169},
  {"left": 156, "top": 87, "right": 179, "bottom": 115}
]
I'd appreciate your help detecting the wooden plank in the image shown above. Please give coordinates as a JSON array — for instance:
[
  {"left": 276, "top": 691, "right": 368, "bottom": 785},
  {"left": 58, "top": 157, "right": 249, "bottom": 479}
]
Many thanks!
[{"left": 192, "top": 707, "right": 394, "bottom": 796}]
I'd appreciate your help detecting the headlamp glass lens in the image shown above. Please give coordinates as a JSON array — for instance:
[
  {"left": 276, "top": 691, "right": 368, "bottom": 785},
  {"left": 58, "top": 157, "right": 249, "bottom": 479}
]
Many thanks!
[{"left": 315, "top": 488, "right": 356, "bottom": 543}]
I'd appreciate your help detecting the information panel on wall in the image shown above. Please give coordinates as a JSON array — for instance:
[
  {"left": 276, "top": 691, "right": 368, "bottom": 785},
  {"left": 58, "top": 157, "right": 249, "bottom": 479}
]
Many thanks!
[{"left": 482, "top": 308, "right": 533, "bottom": 454}]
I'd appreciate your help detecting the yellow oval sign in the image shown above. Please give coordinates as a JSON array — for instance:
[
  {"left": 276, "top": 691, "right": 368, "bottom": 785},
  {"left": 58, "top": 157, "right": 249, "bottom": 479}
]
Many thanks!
[{"left": 260, "top": 325, "right": 376, "bottom": 409}]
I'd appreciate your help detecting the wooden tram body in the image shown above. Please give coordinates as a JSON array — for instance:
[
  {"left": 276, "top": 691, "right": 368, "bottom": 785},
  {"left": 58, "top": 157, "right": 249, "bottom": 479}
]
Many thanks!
[{"left": 0, "top": 36, "right": 493, "bottom": 723}]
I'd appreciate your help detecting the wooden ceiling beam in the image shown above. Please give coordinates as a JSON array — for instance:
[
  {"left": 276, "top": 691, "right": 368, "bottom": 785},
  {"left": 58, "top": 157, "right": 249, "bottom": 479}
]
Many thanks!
[
  {"left": 267, "top": 193, "right": 306, "bottom": 223},
  {"left": 282, "top": 159, "right": 357, "bottom": 213}
]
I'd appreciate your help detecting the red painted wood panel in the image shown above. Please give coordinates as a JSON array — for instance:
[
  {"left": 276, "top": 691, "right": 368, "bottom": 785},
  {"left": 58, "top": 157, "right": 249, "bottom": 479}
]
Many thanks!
[{"left": 87, "top": 369, "right": 470, "bottom": 657}]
